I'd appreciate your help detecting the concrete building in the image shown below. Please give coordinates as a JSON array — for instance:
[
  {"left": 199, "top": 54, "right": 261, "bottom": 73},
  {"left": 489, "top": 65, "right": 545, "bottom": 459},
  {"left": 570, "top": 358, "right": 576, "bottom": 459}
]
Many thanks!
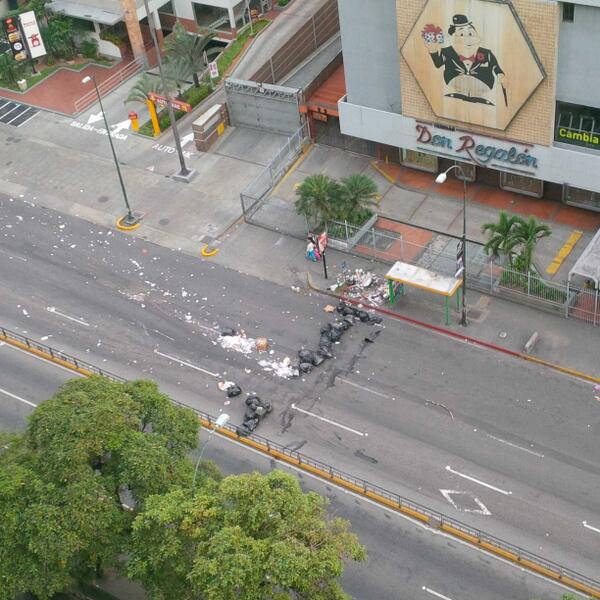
[{"left": 329, "top": 0, "right": 600, "bottom": 212}]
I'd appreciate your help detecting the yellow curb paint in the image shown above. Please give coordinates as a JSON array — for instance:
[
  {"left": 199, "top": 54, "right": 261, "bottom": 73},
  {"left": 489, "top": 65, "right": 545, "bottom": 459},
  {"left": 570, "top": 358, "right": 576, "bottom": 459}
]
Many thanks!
[
  {"left": 10, "top": 330, "right": 600, "bottom": 599},
  {"left": 270, "top": 142, "right": 314, "bottom": 198},
  {"left": 370, "top": 160, "right": 397, "bottom": 185},
  {"left": 115, "top": 217, "right": 141, "bottom": 231},
  {"left": 546, "top": 230, "right": 583, "bottom": 275},
  {"left": 201, "top": 245, "right": 219, "bottom": 257}
]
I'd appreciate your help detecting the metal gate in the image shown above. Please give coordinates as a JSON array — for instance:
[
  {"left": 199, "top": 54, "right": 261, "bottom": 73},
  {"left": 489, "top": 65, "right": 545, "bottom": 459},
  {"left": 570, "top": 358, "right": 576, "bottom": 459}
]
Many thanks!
[{"left": 224, "top": 78, "right": 303, "bottom": 135}]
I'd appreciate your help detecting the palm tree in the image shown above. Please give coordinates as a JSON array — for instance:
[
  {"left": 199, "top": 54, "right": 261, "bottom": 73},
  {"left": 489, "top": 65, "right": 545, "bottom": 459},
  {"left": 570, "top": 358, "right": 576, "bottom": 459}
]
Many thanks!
[
  {"left": 481, "top": 211, "right": 520, "bottom": 265},
  {"left": 339, "top": 174, "right": 378, "bottom": 223},
  {"left": 295, "top": 174, "right": 343, "bottom": 228},
  {"left": 512, "top": 216, "right": 552, "bottom": 273},
  {"left": 125, "top": 74, "right": 171, "bottom": 105},
  {"left": 163, "top": 21, "right": 220, "bottom": 88}
]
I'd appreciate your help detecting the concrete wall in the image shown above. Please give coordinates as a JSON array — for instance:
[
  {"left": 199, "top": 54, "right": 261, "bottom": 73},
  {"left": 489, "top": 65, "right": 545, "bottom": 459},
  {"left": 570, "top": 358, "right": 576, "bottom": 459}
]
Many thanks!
[
  {"left": 338, "top": 0, "right": 401, "bottom": 114},
  {"left": 557, "top": 3, "right": 600, "bottom": 109}
]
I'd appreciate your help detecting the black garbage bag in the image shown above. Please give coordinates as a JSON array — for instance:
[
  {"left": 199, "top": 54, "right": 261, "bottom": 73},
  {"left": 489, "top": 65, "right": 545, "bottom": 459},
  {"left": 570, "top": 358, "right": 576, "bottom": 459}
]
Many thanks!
[
  {"left": 226, "top": 384, "right": 242, "bottom": 398},
  {"left": 336, "top": 301, "right": 347, "bottom": 313},
  {"left": 319, "top": 334, "right": 332, "bottom": 347},
  {"left": 243, "top": 416, "right": 259, "bottom": 432},
  {"left": 364, "top": 329, "right": 382, "bottom": 343},
  {"left": 261, "top": 399, "right": 273, "bottom": 413},
  {"left": 299, "top": 362, "right": 313, "bottom": 373},
  {"left": 328, "top": 328, "right": 342, "bottom": 342},
  {"left": 298, "top": 349, "right": 315, "bottom": 364},
  {"left": 320, "top": 323, "right": 332, "bottom": 334},
  {"left": 313, "top": 354, "right": 325, "bottom": 367},
  {"left": 318, "top": 348, "right": 333, "bottom": 359},
  {"left": 220, "top": 327, "right": 236, "bottom": 337},
  {"left": 342, "top": 306, "right": 355, "bottom": 317},
  {"left": 338, "top": 319, "right": 350, "bottom": 331},
  {"left": 369, "top": 315, "right": 383, "bottom": 325},
  {"left": 255, "top": 405, "right": 267, "bottom": 417},
  {"left": 358, "top": 310, "right": 371, "bottom": 322},
  {"left": 244, "top": 406, "right": 258, "bottom": 419},
  {"left": 343, "top": 315, "right": 354, "bottom": 327},
  {"left": 245, "top": 395, "right": 260, "bottom": 406}
]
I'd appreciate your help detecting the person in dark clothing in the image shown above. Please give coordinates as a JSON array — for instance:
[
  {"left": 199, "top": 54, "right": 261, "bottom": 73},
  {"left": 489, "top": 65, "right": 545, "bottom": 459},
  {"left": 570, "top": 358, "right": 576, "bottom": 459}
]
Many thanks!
[{"left": 424, "top": 14, "right": 508, "bottom": 106}]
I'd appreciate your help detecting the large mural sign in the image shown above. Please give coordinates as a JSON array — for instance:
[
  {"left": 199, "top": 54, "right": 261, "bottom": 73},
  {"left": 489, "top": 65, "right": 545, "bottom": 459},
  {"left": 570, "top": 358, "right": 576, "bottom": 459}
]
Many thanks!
[{"left": 401, "top": 0, "right": 545, "bottom": 130}]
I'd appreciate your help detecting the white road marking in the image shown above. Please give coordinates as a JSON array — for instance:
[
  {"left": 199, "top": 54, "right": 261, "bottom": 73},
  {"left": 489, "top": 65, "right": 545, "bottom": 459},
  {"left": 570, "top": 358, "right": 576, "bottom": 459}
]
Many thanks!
[
  {"left": 0, "top": 386, "right": 37, "bottom": 407},
  {"left": 152, "top": 329, "right": 175, "bottom": 341},
  {"left": 439, "top": 489, "right": 491, "bottom": 516},
  {"left": 583, "top": 521, "right": 600, "bottom": 534},
  {"left": 153, "top": 349, "right": 218, "bottom": 378},
  {"left": 486, "top": 434, "right": 544, "bottom": 458},
  {"left": 16, "top": 110, "right": 39, "bottom": 128},
  {"left": 0, "top": 247, "right": 27, "bottom": 261},
  {"left": 337, "top": 376, "right": 392, "bottom": 399},
  {"left": 422, "top": 586, "right": 454, "bottom": 600},
  {"left": 181, "top": 132, "right": 194, "bottom": 146},
  {"left": 87, "top": 112, "right": 103, "bottom": 124},
  {"left": 446, "top": 465, "right": 512, "bottom": 496},
  {"left": 290, "top": 404, "right": 367, "bottom": 437},
  {"left": 46, "top": 306, "right": 90, "bottom": 327}
]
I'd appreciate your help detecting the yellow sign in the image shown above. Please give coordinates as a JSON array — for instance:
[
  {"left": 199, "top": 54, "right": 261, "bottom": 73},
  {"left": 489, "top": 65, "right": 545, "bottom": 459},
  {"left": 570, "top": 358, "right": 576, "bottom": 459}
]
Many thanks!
[
  {"left": 217, "top": 122, "right": 225, "bottom": 136},
  {"left": 401, "top": 0, "right": 545, "bottom": 130}
]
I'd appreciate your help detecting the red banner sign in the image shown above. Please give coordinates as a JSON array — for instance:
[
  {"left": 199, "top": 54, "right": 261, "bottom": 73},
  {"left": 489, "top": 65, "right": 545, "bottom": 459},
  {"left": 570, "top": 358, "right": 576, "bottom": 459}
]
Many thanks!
[{"left": 148, "top": 92, "right": 192, "bottom": 113}]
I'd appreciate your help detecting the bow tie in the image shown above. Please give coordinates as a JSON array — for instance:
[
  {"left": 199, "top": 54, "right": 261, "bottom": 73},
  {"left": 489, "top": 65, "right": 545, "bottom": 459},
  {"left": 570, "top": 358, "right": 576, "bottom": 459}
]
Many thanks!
[{"left": 460, "top": 54, "right": 476, "bottom": 62}]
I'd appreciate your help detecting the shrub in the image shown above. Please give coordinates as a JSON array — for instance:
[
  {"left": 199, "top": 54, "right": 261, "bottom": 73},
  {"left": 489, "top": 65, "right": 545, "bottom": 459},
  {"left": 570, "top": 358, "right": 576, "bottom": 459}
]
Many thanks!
[{"left": 79, "top": 38, "right": 98, "bottom": 59}]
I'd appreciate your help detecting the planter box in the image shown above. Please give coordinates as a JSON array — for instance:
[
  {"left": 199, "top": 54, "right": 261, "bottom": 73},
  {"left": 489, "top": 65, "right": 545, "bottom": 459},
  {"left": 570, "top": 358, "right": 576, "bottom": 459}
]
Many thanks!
[{"left": 328, "top": 213, "right": 379, "bottom": 252}]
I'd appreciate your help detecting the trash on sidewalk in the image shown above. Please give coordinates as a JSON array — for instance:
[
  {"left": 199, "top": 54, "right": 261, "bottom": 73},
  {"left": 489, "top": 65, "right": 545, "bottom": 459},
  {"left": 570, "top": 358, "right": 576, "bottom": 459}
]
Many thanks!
[
  {"left": 255, "top": 337, "right": 269, "bottom": 351},
  {"left": 323, "top": 304, "right": 336, "bottom": 313}
]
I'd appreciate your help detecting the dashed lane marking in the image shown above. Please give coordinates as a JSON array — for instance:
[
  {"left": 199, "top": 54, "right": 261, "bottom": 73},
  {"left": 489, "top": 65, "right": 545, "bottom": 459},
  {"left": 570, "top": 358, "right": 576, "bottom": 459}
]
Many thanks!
[
  {"left": 583, "top": 521, "right": 600, "bottom": 535},
  {"left": 336, "top": 376, "right": 393, "bottom": 399},
  {"left": 422, "top": 586, "right": 454, "bottom": 600},
  {"left": 46, "top": 306, "right": 90, "bottom": 327},
  {"left": 486, "top": 434, "right": 544, "bottom": 458},
  {"left": 0, "top": 386, "right": 37, "bottom": 407},
  {"left": 153, "top": 349, "right": 219, "bottom": 378},
  {"left": 446, "top": 465, "right": 512, "bottom": 496},
  {"left": 290, "top": 403, "right": 367, "bottom": 437}
]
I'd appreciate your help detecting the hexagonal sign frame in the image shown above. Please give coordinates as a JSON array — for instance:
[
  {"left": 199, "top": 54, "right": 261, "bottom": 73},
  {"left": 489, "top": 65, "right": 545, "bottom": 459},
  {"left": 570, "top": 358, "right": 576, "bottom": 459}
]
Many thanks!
[{"left": 401, "top": 0, "right": 545, "bottom": 130}]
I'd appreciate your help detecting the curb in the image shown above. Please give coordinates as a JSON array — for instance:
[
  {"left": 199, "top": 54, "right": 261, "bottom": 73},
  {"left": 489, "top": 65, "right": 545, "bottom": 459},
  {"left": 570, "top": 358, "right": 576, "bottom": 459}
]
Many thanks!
[
  {"left": 306, "top": 272, "right": 600, "bottom": 385},
  {"left": 4, "top": 325, "right": 600, "bottom": 599}
]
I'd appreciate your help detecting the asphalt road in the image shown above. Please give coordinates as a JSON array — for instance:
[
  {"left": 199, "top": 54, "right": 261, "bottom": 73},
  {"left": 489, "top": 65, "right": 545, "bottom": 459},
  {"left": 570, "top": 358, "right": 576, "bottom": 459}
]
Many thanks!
[
  {"left": 0, "top": 193, "right": 598, "bottom": 584},
  {"left": 0, "top": 348, "right": 565, "bottom": 600}
]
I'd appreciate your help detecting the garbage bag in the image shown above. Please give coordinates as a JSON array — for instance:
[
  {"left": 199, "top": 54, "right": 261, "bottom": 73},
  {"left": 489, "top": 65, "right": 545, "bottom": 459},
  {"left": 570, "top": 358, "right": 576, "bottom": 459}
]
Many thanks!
[
  {"left": 298, "top": 349, "right": 315, "bottom": 363},
  {"left": 320, "top": 323, "right": 332, "bottom": 334},
  {"left": 365, "top": 329, "right": 382, "bottom": 343},
  {"left": 339, "top": 319, "right": 350, "bottom": 331},
  {"left": 245, "top": 395, "right": 260, "bottom": 406},
  {"left": 369, "top": 315, "right": 383, "bottom": 324},
  {"left": 226, "top": 384, "right": 242, "bottom": 397},
  {"left": 313, "top": 354, "right": 325, "bottom": 366},
  {"left": 299, "top": 362, "right": 313, "bottom": 373},
  {"left": 245, "top": 406, "right": 258, "bottom": 419},
  {"left": 318, "top": 348, "right": 333, "bottom": 359},
  {"left": 220, "top": 327, "right": 236, "bottom": 337},
  {"left": 343, "top": 315, "right": 354, "bottom": 327},
  {"left": 336, "top": 301, "right": 347, "bottom": 313},
  {"left": 342, "top": 306, "right": 355, "bottom": 317},
  {"left": 319, "top": 334, "right": 332, "bottom": 347},
  {"left": 328, "top": 328, "right": 342, "bottom": 342},
  {"left": 243, "top": 416, "right": 259, "bottom": 432},
  {"left": 358, "top": 310, "right": 370, "bottom": 322},
  {"left": 261, "top": 399, "right": 273, "bottom": 413},
  {"left": 255, "top": 405, "right": 266, "bottom": 417}
]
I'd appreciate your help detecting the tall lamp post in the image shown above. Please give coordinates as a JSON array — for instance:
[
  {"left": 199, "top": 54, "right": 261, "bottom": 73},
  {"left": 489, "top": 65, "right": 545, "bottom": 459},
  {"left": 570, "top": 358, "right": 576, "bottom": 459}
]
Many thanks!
[
  {"left": 191, "top": 413, "right": 230, "bottom": 497},
  {"left": 143, "top": 0, "right": 197, "bottom": 182},
  {"left": 82, "top": 75, "right": 139, "bottom": 228},
  {"left": 435, "top": 165, "right": 468, "bottom": 326}
]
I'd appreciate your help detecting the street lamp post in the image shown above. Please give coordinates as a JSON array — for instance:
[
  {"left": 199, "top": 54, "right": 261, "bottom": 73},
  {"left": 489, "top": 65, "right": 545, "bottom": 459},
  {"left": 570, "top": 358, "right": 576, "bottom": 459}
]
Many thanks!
[
  {"left": 191, "top": 413, "right": 230, "bottom": 497},
  {"left": 82, "top": 75, "right": 139, "bottom": 228},
  {"left": 435, "top": 165, "right": 468, "bottom": 326},
  {"left": 143, "top": 0, "right": 197, "bottom": 182}
]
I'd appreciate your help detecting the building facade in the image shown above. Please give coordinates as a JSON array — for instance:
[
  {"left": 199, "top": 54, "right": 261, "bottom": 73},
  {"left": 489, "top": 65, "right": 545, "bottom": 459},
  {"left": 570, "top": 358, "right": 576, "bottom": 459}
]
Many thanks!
[{"left": 337, "top": 0, "right": 600, "bottom": 211}]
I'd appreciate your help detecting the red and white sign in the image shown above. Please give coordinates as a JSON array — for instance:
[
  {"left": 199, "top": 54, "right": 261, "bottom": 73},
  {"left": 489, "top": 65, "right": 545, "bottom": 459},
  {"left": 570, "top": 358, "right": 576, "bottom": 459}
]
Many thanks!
[
  {"left": 317, "top": 232, "right": 328, "bottom": 253},
  {"left": 209, "top": 61, "right": 219, "bottom": 79},
  {"left": 148, "top": 92, "right": 192, "bottom": 113},
  {"left": 19, "top": 11, "right": 46, "bottom": 59}
]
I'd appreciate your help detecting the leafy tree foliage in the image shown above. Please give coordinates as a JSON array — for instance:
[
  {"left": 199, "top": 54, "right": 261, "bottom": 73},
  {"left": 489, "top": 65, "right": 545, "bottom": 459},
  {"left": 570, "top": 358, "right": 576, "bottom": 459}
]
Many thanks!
[
  {"left": 0, "top": 377, "right": 198, "bottom": 599},
  {"left": 295, "top": 174, "right": 344, "bottom": 228},
  {"left": 339, "top": 173, "right": 378, "bottom": 223},
  {"left": 128, "top": 470, "right": 366, "bottom": 600}
]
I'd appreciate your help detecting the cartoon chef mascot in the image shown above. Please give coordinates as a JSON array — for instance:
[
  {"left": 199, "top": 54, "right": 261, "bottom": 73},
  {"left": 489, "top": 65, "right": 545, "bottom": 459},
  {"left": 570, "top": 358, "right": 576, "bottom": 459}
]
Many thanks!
[{"left": 422, "top": 14, "right": 508, "bottom": 106}]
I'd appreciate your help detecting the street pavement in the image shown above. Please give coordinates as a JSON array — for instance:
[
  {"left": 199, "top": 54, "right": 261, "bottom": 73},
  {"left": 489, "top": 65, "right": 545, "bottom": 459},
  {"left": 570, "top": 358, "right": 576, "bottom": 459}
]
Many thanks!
[
  {"left": 0, "top": 192, "right": 598, "bottom": 586},
  {"left": 0, "top": 345, "right": 568, "bottom": 600}
]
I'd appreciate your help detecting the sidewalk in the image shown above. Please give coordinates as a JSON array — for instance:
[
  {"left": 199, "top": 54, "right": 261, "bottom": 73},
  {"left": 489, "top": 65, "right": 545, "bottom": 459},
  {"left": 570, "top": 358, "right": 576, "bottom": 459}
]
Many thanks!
[{"left": 215, "top": 224, "right": 600, "bottom": 378}]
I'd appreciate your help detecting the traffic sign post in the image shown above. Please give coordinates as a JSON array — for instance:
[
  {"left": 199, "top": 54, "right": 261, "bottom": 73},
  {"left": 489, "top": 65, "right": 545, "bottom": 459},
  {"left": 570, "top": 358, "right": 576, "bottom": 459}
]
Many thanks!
[
  {"left": 318, "top": 232, "right": 328, "bottom": 280},
  {"left": 455, "top": 240, "right": 464, "bottom": 279}
]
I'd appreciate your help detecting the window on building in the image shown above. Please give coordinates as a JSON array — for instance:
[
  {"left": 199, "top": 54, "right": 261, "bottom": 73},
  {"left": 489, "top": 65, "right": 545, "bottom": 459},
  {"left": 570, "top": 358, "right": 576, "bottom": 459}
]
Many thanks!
[
  {"left": 562, "top": 2, "right": 575, "bottom": 22},
  {"left": 499, "top": 172, "right": 543, "bottom": 198},
  {"left": 563, "top": 185, "right": 600, "bottom": 212},
  {"left": 555, "top": 101, "right": 600, "bottom": 151}
]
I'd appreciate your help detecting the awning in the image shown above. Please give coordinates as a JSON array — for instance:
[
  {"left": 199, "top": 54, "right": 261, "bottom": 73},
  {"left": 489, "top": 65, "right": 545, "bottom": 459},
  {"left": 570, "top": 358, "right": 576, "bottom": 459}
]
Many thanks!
[
  {"left": 568, "top": 228, "right": 600, "bottom": 286},
  {"left": 49, "top": 0, "right": 123, "bottom": 25},
  {"left": 300, "top": 63, "right": 346, "bottom": 118}
]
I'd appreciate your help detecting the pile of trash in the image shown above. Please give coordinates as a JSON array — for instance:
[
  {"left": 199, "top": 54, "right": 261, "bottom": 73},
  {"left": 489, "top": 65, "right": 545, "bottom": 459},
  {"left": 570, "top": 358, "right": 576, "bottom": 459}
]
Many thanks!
[
  {"left": 217, "top": 380, "right": 272, "bottom": 437},
  {"left": 329, "top": 268, "right": 391, "bottom": 306},
  {"left": 296, "top": 301, "right": 382, "bottom": 374}
]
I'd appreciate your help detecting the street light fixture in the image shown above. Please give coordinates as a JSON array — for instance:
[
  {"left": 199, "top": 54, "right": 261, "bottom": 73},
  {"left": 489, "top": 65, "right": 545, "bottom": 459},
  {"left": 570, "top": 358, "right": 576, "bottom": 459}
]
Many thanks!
[
  {"left": 191, "top": 413, "right": 230, "bottom": 497},
  {"left": 142, "top": 0, "right": 197, "bottom": 182},
  {"left": 82, "top": 75, "right": 140, "bottom": 228},
  {"left": 435, "top": 165, "right": 468, "bottom": 326}
]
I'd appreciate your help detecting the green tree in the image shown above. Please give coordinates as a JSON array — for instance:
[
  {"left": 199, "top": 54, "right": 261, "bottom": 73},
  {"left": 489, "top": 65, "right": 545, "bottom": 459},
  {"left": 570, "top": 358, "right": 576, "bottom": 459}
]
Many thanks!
[
  {"left": 0, "top": 53, "right": 25, "bottom": 85},
  {"left": 125, "top": 73, "right": 171, "bottom": 105},
  {"left": 481, "top": 210, "right": 521, "bottom": 265},
  {"left": 163, "top": 21, "right": 219, "bottom": 88},
  {"left": 128, "top": 470, "right": 366, "bottom": 600},
  {"left": 339, "top": 173, "right": 378, "bottom": 223},
  {"left": 0, "top": 377, "right": 199, "bottom": 599},
  {"left": 295, "top": 173, "right": 344, "bottom": 228},
  {"left": 512, "top": 215, "right": 551, "bottom": 274}
]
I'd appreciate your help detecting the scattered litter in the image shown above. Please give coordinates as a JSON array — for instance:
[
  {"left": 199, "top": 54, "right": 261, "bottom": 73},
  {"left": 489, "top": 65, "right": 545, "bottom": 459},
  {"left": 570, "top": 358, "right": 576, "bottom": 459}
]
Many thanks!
[
  {"left": 291, "top": 286, "right": 300, "bottom": 293},
  {"left": 218, "top": 333, "right": 256, "bottom": 354},
  {"left": 220, "top": 327, "right": 236, "bottom": 337},
  {"left": 499, "top": 331, "right": 507, "bottom": 339},
  {"left": 255, "top": 337, "right": 269, "bottom": 351},
  {"left": 217, "top": 380, "right": 236, "bottom": 392},
  {"left": 323, "top": 304, "right": 336, "bottom": 313}
]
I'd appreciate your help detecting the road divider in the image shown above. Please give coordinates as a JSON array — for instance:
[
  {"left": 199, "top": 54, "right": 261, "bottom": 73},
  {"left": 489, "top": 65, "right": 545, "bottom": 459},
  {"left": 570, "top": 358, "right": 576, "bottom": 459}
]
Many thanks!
[{"left": 3, "top": 323, "right": 599, "bottom": 600}]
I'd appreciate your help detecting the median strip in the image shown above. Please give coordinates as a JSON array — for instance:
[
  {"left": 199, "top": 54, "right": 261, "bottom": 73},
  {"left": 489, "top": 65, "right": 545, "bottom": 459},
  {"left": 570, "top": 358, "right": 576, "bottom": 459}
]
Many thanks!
[{"left": 3, "top": 323, "right": 600, "bottom": 600}]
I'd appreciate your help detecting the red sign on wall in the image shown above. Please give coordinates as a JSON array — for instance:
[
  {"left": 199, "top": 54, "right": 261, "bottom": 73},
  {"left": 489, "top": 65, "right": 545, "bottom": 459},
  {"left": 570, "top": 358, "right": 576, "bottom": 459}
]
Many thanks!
[{"left": 148, "top": 92, "right": 192, "bottom": 113}]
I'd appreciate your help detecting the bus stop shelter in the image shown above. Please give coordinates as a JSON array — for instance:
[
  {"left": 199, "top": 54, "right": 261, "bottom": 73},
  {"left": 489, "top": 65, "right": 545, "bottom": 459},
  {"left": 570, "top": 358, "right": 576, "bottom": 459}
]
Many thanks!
[{"left": 385, "top": 261, "right": 462, "bottom": 325}]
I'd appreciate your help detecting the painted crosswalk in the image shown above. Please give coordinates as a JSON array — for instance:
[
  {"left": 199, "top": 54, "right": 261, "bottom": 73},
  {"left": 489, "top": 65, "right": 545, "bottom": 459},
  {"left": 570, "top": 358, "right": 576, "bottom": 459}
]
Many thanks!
[{"left": 0, "top": 99, "right": 39, "bottom": 126}]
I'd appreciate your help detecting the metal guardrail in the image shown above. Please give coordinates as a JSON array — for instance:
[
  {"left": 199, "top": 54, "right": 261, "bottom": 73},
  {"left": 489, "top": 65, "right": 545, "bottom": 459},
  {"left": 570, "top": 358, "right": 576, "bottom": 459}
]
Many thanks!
[
  {"left": 74, "top": 57, "right": 145, "bottom": 114},
  {"left": 2, "top": 325, "right": 599, "bottom": 598}
]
